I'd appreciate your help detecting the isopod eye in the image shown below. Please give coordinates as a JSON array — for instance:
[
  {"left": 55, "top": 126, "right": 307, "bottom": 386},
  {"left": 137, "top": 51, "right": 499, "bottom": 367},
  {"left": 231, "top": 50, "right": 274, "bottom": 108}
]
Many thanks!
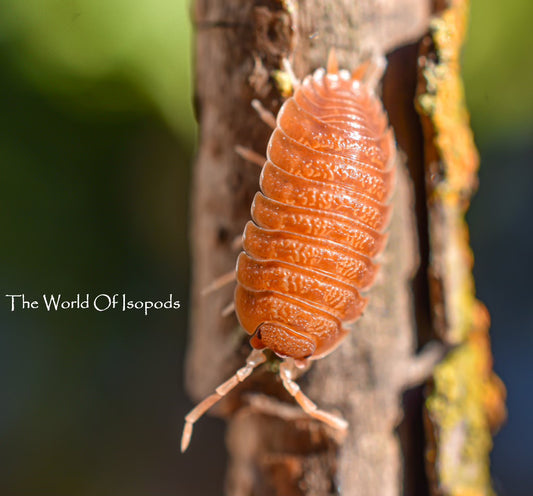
[{"left": 253, "top": 323, "right": 316, "bottom": 359}]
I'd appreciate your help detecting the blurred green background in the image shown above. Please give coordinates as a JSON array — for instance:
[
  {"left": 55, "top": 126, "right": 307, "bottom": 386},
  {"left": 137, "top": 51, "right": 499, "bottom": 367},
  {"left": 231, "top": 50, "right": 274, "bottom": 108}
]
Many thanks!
[{"left": 0, "top": 1, "right": 531, "bottom": 495}]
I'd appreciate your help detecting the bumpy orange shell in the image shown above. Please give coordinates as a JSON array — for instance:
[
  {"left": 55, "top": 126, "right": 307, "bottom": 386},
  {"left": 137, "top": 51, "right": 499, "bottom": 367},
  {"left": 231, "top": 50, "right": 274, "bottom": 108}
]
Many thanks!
[{"left": 235, "top": 66, "right": 395, "bottom": 360}]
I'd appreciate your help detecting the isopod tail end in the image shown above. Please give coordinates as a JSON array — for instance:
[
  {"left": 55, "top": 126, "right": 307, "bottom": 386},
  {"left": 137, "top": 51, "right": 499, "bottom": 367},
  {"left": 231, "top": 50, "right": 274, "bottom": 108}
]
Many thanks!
[{"left": 327, "top": 48, "right": 339, "bottom": 74}]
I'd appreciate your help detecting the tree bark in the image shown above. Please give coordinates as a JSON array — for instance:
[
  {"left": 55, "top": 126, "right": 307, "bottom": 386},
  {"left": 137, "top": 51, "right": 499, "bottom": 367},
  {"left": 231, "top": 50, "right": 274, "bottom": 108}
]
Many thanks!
[{"left": 185, "top": 1, "right": 505, "bottom": 495}]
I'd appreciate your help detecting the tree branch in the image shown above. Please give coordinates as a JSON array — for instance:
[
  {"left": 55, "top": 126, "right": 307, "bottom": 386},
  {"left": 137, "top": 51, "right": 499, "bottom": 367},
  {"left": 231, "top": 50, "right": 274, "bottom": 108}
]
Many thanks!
[{"left": 185, "top": 1, "right": 504, "bottom": 494}]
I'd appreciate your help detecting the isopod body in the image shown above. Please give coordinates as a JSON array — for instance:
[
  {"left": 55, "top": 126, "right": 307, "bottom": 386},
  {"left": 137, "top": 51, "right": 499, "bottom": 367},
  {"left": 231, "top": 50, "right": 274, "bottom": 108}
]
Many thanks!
[
  {"left": 236, "top": 58, "right": 395, "bottom": 360},
  {"left": 182, "top": 53, "right": 395, "bottom": 452}
]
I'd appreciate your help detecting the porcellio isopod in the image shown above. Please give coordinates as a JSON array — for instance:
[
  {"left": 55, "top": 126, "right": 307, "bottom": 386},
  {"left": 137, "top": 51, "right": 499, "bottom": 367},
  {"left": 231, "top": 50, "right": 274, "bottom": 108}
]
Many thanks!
[{"left": 181, "top": 50, "right": 395, "bottom": 452}]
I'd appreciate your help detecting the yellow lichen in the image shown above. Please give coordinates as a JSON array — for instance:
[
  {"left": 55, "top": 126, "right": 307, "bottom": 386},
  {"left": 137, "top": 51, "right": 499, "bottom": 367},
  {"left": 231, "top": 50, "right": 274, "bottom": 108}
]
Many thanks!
[
  {"left": 271, "top": 68, "right": 294, "bottom": 98},
  {"left": 417, "top": 0, "right": 479, "bottom": 208},
  {"left": 416, "top": 0, "right": 506, "bottom": 494},
  {"left": 427, "top": 315, "right": 504, "bottom": 495}
]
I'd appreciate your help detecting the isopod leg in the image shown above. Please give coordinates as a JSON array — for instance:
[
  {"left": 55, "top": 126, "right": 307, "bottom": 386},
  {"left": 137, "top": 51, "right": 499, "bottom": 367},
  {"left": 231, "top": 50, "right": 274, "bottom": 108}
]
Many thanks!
[
  {"left": 231, "top": 234, "right": 243, "bottom": 251},
  {"left": 201, "top": 270, "right": 236, "bottom": 296},
  {"left": 251, "top": 99, "right": 277, "bottom": 129},
  {"left": 221, "top": 301, "right": 235, "bottom": 317},
  {"left": 281, "top": 57, "right": 300, "bottom": 92},
  {"left": 181, "top": 349, "right": 267, "bottom": 452},
  {"left": 279, "top": 359, "right": 349, "bottom": 431},
  {"left": 235, "top": 144, "right": 265, "bottom": 168}
]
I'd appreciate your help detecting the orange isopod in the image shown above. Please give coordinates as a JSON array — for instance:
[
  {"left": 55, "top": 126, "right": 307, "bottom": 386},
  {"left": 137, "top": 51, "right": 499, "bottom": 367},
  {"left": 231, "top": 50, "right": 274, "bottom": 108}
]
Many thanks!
[{"left": 181, "top": 51, "right": 395, "bottom": 452}]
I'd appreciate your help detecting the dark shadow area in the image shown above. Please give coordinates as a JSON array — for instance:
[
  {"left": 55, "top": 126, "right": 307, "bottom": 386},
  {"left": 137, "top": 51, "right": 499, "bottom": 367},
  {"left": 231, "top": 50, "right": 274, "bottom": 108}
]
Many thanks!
[
  {"left": 382, "top": 42, "right": 433, "bottom": 349},
  {"left": 397, "top": 385, "right": 429, "bottom": 496},
  {"left": 383, "top": 42, "right": 432, "bottom": 496}
]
